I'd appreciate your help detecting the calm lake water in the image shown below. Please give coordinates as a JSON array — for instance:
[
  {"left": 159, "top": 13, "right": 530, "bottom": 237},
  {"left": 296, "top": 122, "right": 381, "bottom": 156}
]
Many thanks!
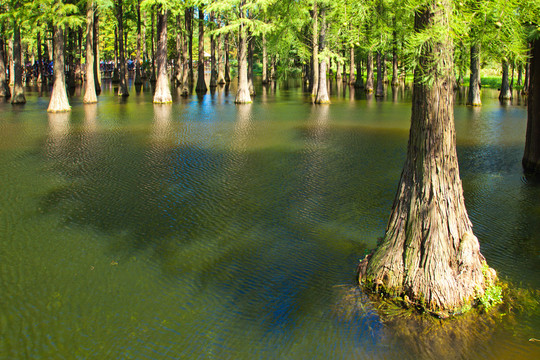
[{"left": 0, "top": 79, "right": 539, "bottom": 359}]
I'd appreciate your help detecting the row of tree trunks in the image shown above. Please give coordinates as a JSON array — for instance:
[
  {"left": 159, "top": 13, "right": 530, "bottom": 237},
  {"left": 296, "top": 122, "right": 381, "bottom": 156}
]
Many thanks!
[
  {"left": 376, "top": 51, "right": 384, "bottom": 97},
  {"left": 247, "top": 31, "right": 255, "bottom": 96},
  {"left": 523, "top": 38, "right": 540, "bottom": 176}
]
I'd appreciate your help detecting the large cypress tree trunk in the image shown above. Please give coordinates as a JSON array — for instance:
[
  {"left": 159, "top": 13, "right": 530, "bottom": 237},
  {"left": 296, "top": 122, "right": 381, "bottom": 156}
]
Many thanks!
[
  {"left": 311, "top": 1, "right": 319, "bottom": 97},
  {"left": 262, "top": 33, "right": 268, "bottom": 84},
  {"left": 135, "top": 0, "right": 143, "bottom": 85},
  {"left": 499, "top": 59, "right": 512, "bottom": 100},
  {"left": 523, "top": 38, "right": 540, "bottom": 176},
  {"left": 467, "top": 43, "right": 481, "bottom": 106},
  {"left": 196, "top": 8, "right": 207, "bottom": 93},
  {"left": 117, "top": 0, "right": 129, "bottom": 96},
  {"left": 84, "top": 1, "right": 97, "bottom": 104},
  {"left": 365, "top": 52, "right": 374, "bottom": 93},
  {"left": 209, "top": 12, "right": 217, "bottom": 88},
  {"left": 235, "top": 1, "right": 251, "bottom": 104},
  {"left": 314, "top": 7, "right": 329, "bottom": 104},
  {"left": 153, "top": 6, "right": 172, "bottom": 104},
  {"left": 47, "top": 26, "right": 70, "bottom": 112},
  {"left": 0, "top": 31, "right": 10, "bottom": 97},
  {"left": 376, "top": 50, "right": 384, "bottom": 97},
  {"left": 11, "top": 25, "right": 25, "bottom": 104},
  {"left": 358, "top": 0, "right": 493, "bottom": 316}
]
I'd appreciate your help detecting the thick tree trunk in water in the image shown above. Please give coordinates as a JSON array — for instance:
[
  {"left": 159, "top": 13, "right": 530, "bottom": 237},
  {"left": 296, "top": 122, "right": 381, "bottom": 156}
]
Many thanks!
[
  {"left": 48, "top": 26, "right": 70, "bottom": 112},
  {"left": 153, "top": 7, "right": 172, "bottom": 104},
  {"left": 359, "top": 1, "right": 492, "bottom": 316},
  {"left": 349, "top": 47, "right": 355, "bottom": 85},
  {"left": 467, "top": 43, "right": 481, "bottom": 106},
  {"left": 247, "top": 32, "right": 255, "bottom": 96},
  {"left": 84, "top": 0, "right": 97, "bottom": 104},
  {"left": 376, "top": 51, "right": 384, "bottom": 97},
  {"left": 135, "top": 0, "right": 143, "bottom": 86},
  {"left": 365, "top": 52, "right": 374, "bottom": 93},
  {"left": 209, "top": 12, "right": 217, "bottom": 88},
  {"left": 311, "top": 1, "right": 319, "bottom": 97},
  {"left": 314, "top": 7, "right": 329, "bottom": 104},
  {"left": 235, "top": 23, "right": 251, "bottom": 103},
  {"left": 523, "top": 38, "right": 540, "bottom": 176},
  {"left": 117, "top": 0, "right": 129, "bottom": 96},
  {"left": 93, "top": 13, "right": 101, "bottom": 95},
  {"left": 217, "top": 32, "right": 225, "bottom": 85},
  {"left": 196, "top": 8, "right": 207, "bottom": 93},
  {"left": 0, "top": 32, "right": 10, "bottom": 97},
  {"left": 499, "top": 60, "right": 512, "bottom": 100},
  {"left": 262, "top": 34, "right": 268, "bottom": 84},
  {"left": 11, "top": 25, "right": 25, "bottom": 104},
  {"left": 224, "top": 33, "right": 230, "bottom": 83}
]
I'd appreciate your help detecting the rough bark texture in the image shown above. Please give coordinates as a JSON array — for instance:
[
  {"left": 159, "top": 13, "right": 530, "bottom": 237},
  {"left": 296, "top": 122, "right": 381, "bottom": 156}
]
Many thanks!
[
  {"left": 376, "top": 51, "right": 384, "bottom": 97},
  {"left": 523, "top": 38, "right": 540, "bottom": 176},
  {"left": 314, "top": 7, "right": 330, "bottom": 104},
  {"left": 48, "top": 26, "right": 70, "bottom": 112},
  {"left": 117, "top": 0, "right": 129, "bottom": 96},
  {"left": 467, "top": 43, "right": 481, "bottom": 106},
  {"left": 11, "top": 25, "right": 25, "bottom": 104},
  {"left": 311, "top": 1, "right": 319, "bottom": 97},
  {"left": 153, "top": 7, "right": 172, "bottom": 104},
  {"left": 135, "top": 0, "right": 143, "bottom": 86},
  {"left": 359, "top": 1, "right": 491, "bottom": 315},
  {"left": 235, "top": 9, "right": 251, "bottom": 104},
  {"left": 83, "top": 1, "right": 97, "bottom": 104},
  {"left": 217, "top": 31, "right": 225, "bottom": 85},
  {"left": 499, "top": 60, "right": 512, "bottom": 100},
  {"left": 0, "top": 32, "right": 10, "bottom": 97},
  {"left": 196, "top": 8, "right": 207, "bottom": 93},
  {"left": 365, "top": 52, "right": 374, "bottom": 93}
]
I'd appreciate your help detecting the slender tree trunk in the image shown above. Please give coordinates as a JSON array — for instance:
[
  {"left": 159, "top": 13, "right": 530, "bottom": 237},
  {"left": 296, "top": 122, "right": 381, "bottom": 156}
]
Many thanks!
[
  {"left": 349, "top": 47, "right": 355, "bottom": 85},
  {"left": 66, "top": 29, "right": 75, "bottom": 89},
  {"left": 142, "top": 10, "right": 148, "bottom": 78},
  {"left": 359, "top": 0, "right": 492, "bottom": 316},
  {"left": 510, "top": 63, "right": 515, "bottom": 91},
  {"left": 376, "top": 50, "right": 384, "bottom": 97},
  {"left": 391, "top": 28, "right": 399, "bottom": 86},
  {"left": 93, "top": 13, "right": 101, "bottom": 95},
  {"left": 499, "top": 59, "right": 512, "bottom": 100},
  {"left": 37, "top": 30, "right": 44, "bottom": 85},
  {"left": 153, "top": 6, "right": 172, "bottom": 104},
  {"left": 523, "top": 38, "right": 540, "bottom": 176},
  {"left": 48, "top": 26, "right": 70, "bottom": 112},
  {"left": 135, "top": 0, "right": 143, "bottom": 85},
  {"left": 209, "top": 12, "right": 217, "bottom": 88},
  {"left": 224, "top": 32, "right": 230, "bottom": 83},
  {"left": 187, "top": 8, "right": 194, "bottom": 84},
  {"left": 151, "top": 8, "right": 156, "bottom": 82},
  {"left": 262, "top": 33, "right": 268, "bottom": 84},
  {"left": 355, "top": 55, "right": 364, "bottom": 88},
  {"left": 83, "top": 0, "right": 97, "bottom": 104},
  {"left": 11, "top": 25, "right": 25, "bottom": 104},
  {"left": 311, "top": 1, "right": 319, "bottom": 97},
  {"left": 336, "top": 53, "right": 343, "bottom": 81},
  {"left": 175, "top": 14, "right": 182, "bottom": 85},
  {"left": 523, "top": 52, "right": 530, "bottom": 95},
  {"left": 217, "top": 30, "right": 225, "bottom": 85},
  {"left": 112, "top": 27, "right": 119, "bottom": 82},
  {"left": 247, "top": 31, "right": 255, "bottom": 96},
  {"left": 8, "top": 37, "right": 13, "bottom": 86},
  {"left": 467, "top": 43, "right": 481, "bottom": 106},
  {"left": 235, "top": 1, "right": 251, "bottom": 104},
  {"left": 117, "top": 0, "right": 129, "bottom": 96},
  {"left": 315, "top": 7, "right": 329, "bottom": 104},
  {"left": 365, "top": 52, "right": 374, "bottom": 93},
  {"left": 0, "top": 31, "right": 10, "bottom": 97},
  {"left": 196, "top": 8, "right": 206, "bottom": 93},
  {"left": 517, "top": 64, "right": 523, "bottom": 87},
  {"left": 181, "top": 10, "right": 191, "bottom": 95}
]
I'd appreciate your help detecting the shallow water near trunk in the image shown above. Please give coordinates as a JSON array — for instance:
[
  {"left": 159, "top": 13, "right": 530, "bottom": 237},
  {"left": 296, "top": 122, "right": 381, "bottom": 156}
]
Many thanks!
[{"left": 0, "top": 80, "right": 538, "bottom": 359}]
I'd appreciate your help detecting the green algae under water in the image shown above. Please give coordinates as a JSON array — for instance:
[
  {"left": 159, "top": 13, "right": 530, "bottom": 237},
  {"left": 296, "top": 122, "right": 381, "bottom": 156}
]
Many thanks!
[{"left": 0, "top": 80, "right": 539, "bottom": 359}]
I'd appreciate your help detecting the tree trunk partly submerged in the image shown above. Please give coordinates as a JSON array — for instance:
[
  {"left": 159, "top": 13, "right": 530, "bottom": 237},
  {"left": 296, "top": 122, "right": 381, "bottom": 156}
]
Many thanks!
[
  {"left": 48, "top": 26, "right": 70, "bottom": 112},
  {"left": 153, "top": 6, "right": 172, "bottom": 104},
  {"left": 467, "top": 43, "right": 481, "bottom": 106},
  {"left": 314, "top": 7, "right": 329, "bottom": 104},
  {"left": 235, "top": 5, "right": 251, "bottom": 104},
  {"left": 523, "top": 38, "right": 540, "bottom": 176},
  {"left": 83, "top": 0, "right": 97, "bottom": 104},
  {"left": 358, "top": 1, "right": 494, "bottom": 316},
  {"left": 499, "top": 60, "right": 512, "bottom": 100},
  {"left": 0, "top": 32, "right": 10, "bottom": 97},
  {"left": 11, "top": 25, "right": 26, "bottom": 104},
  {"left": 117, "top": 0, "right": 129, "bottom": 96},
  {"left": 365, "top": 52, "right": 374, "bottom": 93},
  {"left": 311, "top": 1, "right": 319, "bottom": 97},
  {"left": 196, "top": 8, "right": 207, "bottom": 93}
]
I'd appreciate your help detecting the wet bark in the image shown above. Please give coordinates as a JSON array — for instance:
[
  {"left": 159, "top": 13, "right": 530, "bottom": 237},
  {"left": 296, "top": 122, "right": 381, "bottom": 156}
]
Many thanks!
[
  {"left": 376, "top": 51, "right": 384, "bottom": 97},
  {"left": 467, "top": 43, "right": 481, "bottom": 106},
  {"left": 153, "top": 6, "right": 172, "bottom": 104},
  {"left": 359, "top": 0, "right": 491, "bottom": 315},
  {"left": 196, "top": 8, "right": 207, "bottom": 93},
  {"left": 523, "top": 38, "right": 540, "bottom": 176},
  {"left": 47, "top": 26, "right": 70, "bottom": 112},
  {"left": 11, "top": 25, "right": 25, "bottom": 104},
  {"left": 314, "top": 7, "right": 330, "bottom": 104},
  {"left": 117, "top": 0, "right": 129, "bottom": 96},
  {"left": 0, "top": 32, "right": 10, "bottom": 97},
  {"left": 499, "top": 59, "right": 512, "bottom": 100},
  {"left": 135, "top": 0, "right": 143, "bottom": 86},
  {"left": 83, "top": 0, "right": 97, "bottom": 104},
  {"left": 365, "top": 52, "right": 374, "bottom": 93},
  {"left": 311, "top": 1, "right": 319, "bottom": 97}
]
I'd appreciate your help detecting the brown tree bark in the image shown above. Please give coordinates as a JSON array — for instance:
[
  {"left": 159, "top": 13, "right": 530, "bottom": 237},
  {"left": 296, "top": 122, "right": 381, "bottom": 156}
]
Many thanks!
[
  {"left": 355, "top": 55, "right": 364, "bottom": 88},
  {"left": 196, "top": 8, "right": 207, "bottom": 93},
  {"left": 181, "top": 10, "right": 191, "bottom": 95},
  {"left": 37, "top": 29, "right": 44, "bottom": 85},
  {"left": 499, "top": 59, "right": 512, "bottom": 100},
  {"left": 217, "top": 30, "right": 225, "bottom": 85},
  {"left": 314, "top": 6, "right": 330, "bottom": 104},
  {"left": 93, "top": 13, "right": 101, "bottom": 95},
  {"left": 187, "top": 7, "right": 194, "bottom": 84},
  {"left": 311, "top": 1, "right": 319, "bottom": 97},
  {"left": 467, "top": 43, "right": 481, "bottom": 106},
  {"left": 84, "top": 0, "right": 97, "bottom": 104},
  {"left": 365, "top": 52, "right": 374, "bottom": 93},
  {"left": 247, "top": 31, "right": 255, "bottom": 96},
  {"left": 349, "top": 46, "right": 355, "bottom": 85},
  {"left": 262, "top": 33, "right": 268, "bottom": 84},
  {"left": 153, "top": 6, "right": 172, "bottom": 104},
  {"left": 391, "top": 27, "right": 399, "bottom": 86},
  {"left": 235, "top": 1, "right": 251, "bottom": 104},
  {"left": 117, "top": 0, "right": 129, "bottom": 96},
  {"left": 359, "top": 0, "right": 493, "bottom": 316},
  {"left": 209, "top": 12, "right": 217, "bottom": 88},
  {"left": 11, "top": 25, "right": 25, "bottom": 104},
  {"left": 0, "top": 31, "right": 10, "bottom": 97},
  {"left": 135, "top": 0, "right": 143, "bottom": 86},
  {"left": 375, "top": 51, "right": 384, "bottom": 97},
  {"left": 523, "top": 38, "right": 540, "bottom": 176},
  {"left": 224, "top": 32, "right": 230, "bottom": 83},
  {"left": 48, "top": 26, "right": 70, "bottom": 112}
]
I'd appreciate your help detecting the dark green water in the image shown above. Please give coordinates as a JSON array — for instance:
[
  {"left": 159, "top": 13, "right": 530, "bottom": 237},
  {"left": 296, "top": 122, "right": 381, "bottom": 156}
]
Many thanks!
[{"left": 0, "top": 80, "right": 538, "bottom": 359}]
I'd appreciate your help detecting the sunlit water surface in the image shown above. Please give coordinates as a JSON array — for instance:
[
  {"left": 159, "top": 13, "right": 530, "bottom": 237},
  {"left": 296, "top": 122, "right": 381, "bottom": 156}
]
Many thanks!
[{"left": 0, "top": 80, "right": 539, "bottom": 359}]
